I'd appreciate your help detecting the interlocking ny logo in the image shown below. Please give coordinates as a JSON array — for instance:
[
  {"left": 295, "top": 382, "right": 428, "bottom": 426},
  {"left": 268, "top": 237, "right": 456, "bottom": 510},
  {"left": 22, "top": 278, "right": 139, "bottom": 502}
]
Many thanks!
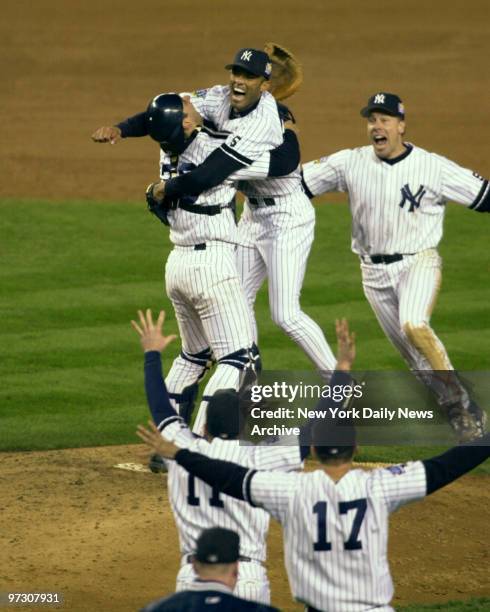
[
  {"left": 399, "top": 184, "right": 426, "bottom": 212},
  {"left": 241, "top": 50, "right": 252, "bottom": 61},
  {"left": 374, "top": 93, "right": 385, "bottom": 104}
]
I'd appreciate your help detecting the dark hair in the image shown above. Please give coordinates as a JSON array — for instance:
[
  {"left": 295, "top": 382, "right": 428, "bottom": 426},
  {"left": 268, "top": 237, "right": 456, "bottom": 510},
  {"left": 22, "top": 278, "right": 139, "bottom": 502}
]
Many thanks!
[
  {"left": 314, "top": 445, "right": 356, "bottom": 463},
  {"left": 206, "top": 389, "right": 241, "bottom": 439}
]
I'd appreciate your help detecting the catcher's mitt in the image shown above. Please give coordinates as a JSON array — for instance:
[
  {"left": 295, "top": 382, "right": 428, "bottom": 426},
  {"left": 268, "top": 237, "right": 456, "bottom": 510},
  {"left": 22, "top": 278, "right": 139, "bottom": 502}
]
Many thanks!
[
  {"left": 146, "top": 182, "right": 175, "bottom": 226},
  {"left": 264, "top": 42, "right": 303, "bottom": 101}
]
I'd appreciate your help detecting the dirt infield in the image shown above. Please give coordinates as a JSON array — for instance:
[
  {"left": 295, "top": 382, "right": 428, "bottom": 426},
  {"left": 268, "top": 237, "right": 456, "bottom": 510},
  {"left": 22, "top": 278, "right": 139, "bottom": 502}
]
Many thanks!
[
  {"left": 1, "top": 446, "right": 488, "bottom": 611},
  {"left": 2, "top": 0, "right": 489, "bottom": 610}
]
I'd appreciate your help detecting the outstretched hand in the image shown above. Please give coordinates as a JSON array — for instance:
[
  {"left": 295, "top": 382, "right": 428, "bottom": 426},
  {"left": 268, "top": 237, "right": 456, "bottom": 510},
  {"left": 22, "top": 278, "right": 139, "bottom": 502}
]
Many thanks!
[
  {"left": 131, "top": 309, "right": 177, "bottom": 353},
  {"left": 335, "top": 318, "right": 356, "bottom": 371},
  {"left": 136, "top": 421, "right": 179, "bottom": 459}
]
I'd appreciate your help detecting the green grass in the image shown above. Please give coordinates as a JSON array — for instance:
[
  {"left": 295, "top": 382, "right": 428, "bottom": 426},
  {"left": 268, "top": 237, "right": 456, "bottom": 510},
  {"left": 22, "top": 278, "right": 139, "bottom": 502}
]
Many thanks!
[
  {"left": 0, "top": 198, "right": 489, "bottom": 456},
  {"left": 397, "top": 598, "right": 490, "bottom": 611}
]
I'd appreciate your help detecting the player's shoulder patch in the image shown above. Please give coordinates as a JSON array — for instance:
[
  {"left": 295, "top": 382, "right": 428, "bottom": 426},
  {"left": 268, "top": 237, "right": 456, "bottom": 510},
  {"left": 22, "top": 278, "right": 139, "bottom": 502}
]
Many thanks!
[
  {"left": 385, "top": 463, "right": 407, "bottom": 476},
  {"left": 192, "top": 88, "right": 209, "bottom": 98}
]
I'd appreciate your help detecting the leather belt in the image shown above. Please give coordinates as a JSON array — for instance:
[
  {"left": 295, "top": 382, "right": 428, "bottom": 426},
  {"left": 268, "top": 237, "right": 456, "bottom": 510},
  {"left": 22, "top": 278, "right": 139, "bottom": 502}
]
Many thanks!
[
  {"left": 179, "top": 202, "right": 231, "bottom": 216},
  {"left": 184, "top": 554, "right": 254, "bottom": 564},
  {"left": 193, "top": 243, "right": 206, "bottom": 250},
  {"left": 248, "top": 197, "right": 275, "bottom": 207},
  {"left": 365, "top": 253, "right": 413, "bottom": 264}
]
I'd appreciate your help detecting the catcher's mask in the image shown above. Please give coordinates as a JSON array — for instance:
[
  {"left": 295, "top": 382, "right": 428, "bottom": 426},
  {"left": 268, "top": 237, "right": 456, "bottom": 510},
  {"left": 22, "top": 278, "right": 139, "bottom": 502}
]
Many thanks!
[{"left": 146, "top": 93, "right": 187, "bottom": 154}]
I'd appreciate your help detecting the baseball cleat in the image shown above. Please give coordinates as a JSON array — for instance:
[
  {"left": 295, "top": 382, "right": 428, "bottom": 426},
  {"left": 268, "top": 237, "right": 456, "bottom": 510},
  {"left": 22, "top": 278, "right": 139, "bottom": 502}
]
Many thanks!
[{"left": 447, "top": 400, "right": 487, "bottom": 443}]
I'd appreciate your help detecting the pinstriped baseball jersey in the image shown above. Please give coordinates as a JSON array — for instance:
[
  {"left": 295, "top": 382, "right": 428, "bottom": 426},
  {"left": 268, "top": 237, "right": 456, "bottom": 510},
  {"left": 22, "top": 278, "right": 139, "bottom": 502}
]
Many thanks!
[
  {"left": 189, "top": 86, "right": 283, "bottom": 162},
  {"left": 160, "top": 128, "right": 280, "bottom": 246},
  {"left": 302, "top": 144, "right": 489, "bottom": 256},
  {"left": 246, "top": 462, "right": 427, "bottom": 611},
  {"left": 160, "top": 417, "right": 302, "bottom": 561}
]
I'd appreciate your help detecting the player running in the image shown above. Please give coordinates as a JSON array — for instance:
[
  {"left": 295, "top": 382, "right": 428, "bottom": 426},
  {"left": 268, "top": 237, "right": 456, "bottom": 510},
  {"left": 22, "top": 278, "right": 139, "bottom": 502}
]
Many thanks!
[
  {"left": 302, "top": 92, "right": 489, "bottom": 442},
  {"left": 137, "top": 319, "right": 490, "bottom": 612}
]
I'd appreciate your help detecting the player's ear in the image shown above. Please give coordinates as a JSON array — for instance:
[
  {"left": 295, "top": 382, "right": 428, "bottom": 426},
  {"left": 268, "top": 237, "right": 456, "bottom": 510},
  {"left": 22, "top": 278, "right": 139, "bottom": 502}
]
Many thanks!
[
  {"left": 398, "top": 119, "right": 406, "bottom": 136},
  {"left": 260, "top": 78, "right": 269, "bottom": 92}
]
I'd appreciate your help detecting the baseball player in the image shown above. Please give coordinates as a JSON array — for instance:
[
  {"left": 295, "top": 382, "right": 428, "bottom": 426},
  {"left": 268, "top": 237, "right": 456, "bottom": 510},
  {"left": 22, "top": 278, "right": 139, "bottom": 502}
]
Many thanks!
[
  {"left": 140, "top": 528, "right": 279, "bottom": 612},
  {"left": 92, "top": 46, "right": 338, "bottom": 381},
  {"left": 137, "top": 336, "right": 490, "bottom": 612},
  {"left": 142, "top": 90, "right": 302, "bottom": 432},
  {"left": 301, "top": 92, "right": 489, "bottom": 442},
  {"left": 131, "top": 307, "right": 304, "bottom": 603}
]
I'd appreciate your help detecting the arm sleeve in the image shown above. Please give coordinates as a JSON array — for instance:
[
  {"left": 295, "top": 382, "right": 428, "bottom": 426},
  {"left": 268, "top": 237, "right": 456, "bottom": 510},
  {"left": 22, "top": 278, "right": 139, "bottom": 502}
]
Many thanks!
[
  {"left": 370, "top": 461, "right": 427, "bottom": 513},
  {"left": 164, "top": 147, "right": 246, "bottom": 198},
  {"left": 302, "top": 149, "right": 351, "bottom": 196},
  {"left": 115, "top": 112, "right": 148, "bottom": 138},
  {"left": 229, "top": 129, "right": 300, "bottom": 182},
  {"left": 437, "top": 154, "right": 490, "bottom": 211},
  {"left": 143, "top": 351, "right": 195, "bottom": 446},
  {"left": 423, "top": 433, "right": 490, "bottom": 495},
  {"left": 174, "top": 449, "right": 297, "bottom": 522}
]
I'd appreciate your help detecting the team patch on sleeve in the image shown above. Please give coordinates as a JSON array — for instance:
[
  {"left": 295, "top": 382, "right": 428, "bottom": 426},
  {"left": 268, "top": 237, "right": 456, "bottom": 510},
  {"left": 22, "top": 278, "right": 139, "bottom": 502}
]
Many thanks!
[
  {"left": 385, "top": 464, "right": 407, "bottom": 476},
  {"left": 192, "top": 88, "right": 208, "bottom": 98}
]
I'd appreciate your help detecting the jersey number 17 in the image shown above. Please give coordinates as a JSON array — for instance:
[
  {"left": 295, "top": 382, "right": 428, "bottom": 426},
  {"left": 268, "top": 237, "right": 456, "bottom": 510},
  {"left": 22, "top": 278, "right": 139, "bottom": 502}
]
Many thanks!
[{"left": 313, "top": 498, "right": 367, "bottom": 551}]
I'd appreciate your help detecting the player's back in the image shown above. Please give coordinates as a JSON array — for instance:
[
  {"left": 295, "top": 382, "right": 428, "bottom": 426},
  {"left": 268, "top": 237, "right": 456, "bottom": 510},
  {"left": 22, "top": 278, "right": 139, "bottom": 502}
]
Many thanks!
[
  {"left": 265, "top": 462, "right": 426, "bottom": 611},
  {"left": 167, "top": 435, "right": 301, "bottom": 562}
]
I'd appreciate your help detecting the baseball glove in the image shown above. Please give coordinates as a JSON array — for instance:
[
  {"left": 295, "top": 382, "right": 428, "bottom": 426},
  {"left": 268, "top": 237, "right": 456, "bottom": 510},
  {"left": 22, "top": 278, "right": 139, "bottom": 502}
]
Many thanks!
[
  {"left": 264, "top": 42, "right": 303, "bottom": 101},
  {"left": 146, "top": 182, "right": 175, "bottom": 226}
]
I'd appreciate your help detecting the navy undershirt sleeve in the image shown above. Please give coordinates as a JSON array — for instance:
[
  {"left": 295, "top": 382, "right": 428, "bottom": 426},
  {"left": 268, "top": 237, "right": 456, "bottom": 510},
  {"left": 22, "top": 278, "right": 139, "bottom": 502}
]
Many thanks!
[
  {"left": 165, "top": 148, "right": 245, "bottom": 198},
  {"left": 423, "top": 433, "right": 490, "bottom": 494},
  {"left": 175, "top": 449, "right": 251, "bottom": 501},
  {"left": 116, "top": 111, "right": 148, "bottom": 138},
  {"left": 268, "top": 130, "right": 300, "bottom": 177},
  {"left": 143, "top": 351, "right": 178, "bottom": 425}
]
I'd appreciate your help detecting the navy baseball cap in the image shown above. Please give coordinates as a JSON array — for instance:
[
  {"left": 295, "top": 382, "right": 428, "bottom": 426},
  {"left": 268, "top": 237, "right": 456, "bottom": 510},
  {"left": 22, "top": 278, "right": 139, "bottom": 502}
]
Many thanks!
[
  {"left": 360, "top": 92, "right": 405, "bottom": 118},
  {"left": 206, "top": 389, "right": 241, "bottom": 439},
  {"left": 312, "top": 417, "right": 357, "bottom": 457},
  {"left": 225, "top": 48, "right": 272, "bottom": 80},
  {"left": 195, "top": 528, "right": 240, "bottom": 564}
]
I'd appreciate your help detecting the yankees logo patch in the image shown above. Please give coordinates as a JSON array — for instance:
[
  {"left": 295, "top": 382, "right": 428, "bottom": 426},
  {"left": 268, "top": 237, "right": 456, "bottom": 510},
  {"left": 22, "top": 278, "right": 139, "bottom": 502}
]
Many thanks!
[
  {"left": 241, "top": 50, "right": 252, "bottom": 61},
  {"left": 374, "top": 93, "right": 385, "bottom": 104},
  {"left": 399, "top": 184, "right": 426, "bottom": 212}
]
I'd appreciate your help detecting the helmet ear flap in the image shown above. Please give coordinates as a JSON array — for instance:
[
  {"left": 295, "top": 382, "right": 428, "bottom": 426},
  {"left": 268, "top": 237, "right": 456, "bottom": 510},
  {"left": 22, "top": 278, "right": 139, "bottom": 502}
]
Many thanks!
[{"left": 146, "top": 93, "right": 187, "bottom": 153}]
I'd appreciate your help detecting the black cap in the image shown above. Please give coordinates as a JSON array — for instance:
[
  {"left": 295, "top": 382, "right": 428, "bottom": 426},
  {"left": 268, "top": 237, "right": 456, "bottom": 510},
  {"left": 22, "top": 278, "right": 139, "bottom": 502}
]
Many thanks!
[
  {"left": 225, "top": 48, "right": 272, "bottom": 80},
  {"left": 360, "top": 92, "right": 405, "bottom": 118},
  {"left": 206, "top": 389, "right": 241, "bottom": 439},
  {"left": 195, "top": 528, "right": 240, "bottom": 564},
  {"left": 312, "top": 417, "right": 356, "bottom": 457}
]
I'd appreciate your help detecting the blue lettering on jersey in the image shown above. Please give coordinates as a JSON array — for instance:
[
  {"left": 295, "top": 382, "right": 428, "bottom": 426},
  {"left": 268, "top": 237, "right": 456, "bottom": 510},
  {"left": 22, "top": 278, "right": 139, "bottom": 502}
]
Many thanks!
[{"left": 399, "top": 184, "right": 426, "bottom": 212}]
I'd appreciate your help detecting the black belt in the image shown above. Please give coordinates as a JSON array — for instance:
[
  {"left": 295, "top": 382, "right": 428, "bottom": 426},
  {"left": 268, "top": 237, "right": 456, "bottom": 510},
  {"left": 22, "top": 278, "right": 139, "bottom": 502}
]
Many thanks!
[
  {"left": 366, "top": 253, "right": 412, "bottom": 264},
  {"left": 248, "top": 197, "right": 275, "bottom": 207},
  {"left": 184, "top": 554, "right": 253, "bottom": 564},
  {"left": 193, "top": 243, "right": 206, "bottom": 250},
  {"left": 179, "top": 202, "right": 231, "bottom": 216}
]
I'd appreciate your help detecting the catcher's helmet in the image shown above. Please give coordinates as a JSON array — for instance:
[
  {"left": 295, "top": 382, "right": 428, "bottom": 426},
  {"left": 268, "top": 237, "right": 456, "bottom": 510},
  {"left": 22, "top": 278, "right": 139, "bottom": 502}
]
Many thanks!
[{"left": 146, "top": 93, "right": 186, "bottom": 153}]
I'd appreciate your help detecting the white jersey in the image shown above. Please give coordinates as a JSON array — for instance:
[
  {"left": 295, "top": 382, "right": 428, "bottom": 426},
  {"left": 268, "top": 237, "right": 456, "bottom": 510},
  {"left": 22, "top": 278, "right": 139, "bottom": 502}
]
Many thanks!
[
  {"left": 161, "top": 417, "right": 302, "bottom": 561},
  {"left": 302, "top": 144, "right": 489, "bottom": 256},
  {"left": 159, "top": 127, "right": 279, "bottom": 246},
  {"left": 248, "top": 461, "right": 427, "bottom": 611}
]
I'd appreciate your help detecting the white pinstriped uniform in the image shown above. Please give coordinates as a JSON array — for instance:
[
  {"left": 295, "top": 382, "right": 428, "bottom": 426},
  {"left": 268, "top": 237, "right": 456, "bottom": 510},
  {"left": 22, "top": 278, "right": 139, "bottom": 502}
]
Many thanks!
[
  {"left": 190, "top": 86, "right": 337, "bottom": 373},
  {"left": 245, "top": 461, "right": 427, "bottom": 611},
  {"left": 302, "top": 144, "right": 489, "bottom": 405},
  {"left": 159, "top": 416, "right": 302, "bottom": 604},
  {"left": 160, "top": 124, "right": 286, "bottom": 434}
]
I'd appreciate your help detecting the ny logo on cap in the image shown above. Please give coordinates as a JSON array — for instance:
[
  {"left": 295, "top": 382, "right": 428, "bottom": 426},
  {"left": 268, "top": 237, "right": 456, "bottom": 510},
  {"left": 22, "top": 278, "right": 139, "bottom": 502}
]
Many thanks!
[
  {"left": 374, "top": 93, "right": 386, "bottom": 104},
  {"left": 241, "top": 50, "right": 253, "bottom": 61}
]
